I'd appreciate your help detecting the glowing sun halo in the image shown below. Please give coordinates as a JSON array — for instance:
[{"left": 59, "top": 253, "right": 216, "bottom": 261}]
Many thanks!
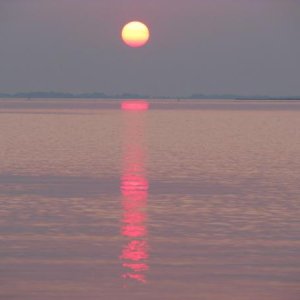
[{"left": 121, "top": 21, "right": 150, "bottom": 48}]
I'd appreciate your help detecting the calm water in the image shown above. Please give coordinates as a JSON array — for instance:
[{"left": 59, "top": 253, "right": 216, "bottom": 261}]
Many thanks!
[{"left": 0, "top": 99, "right": 300, "bottom": 300}]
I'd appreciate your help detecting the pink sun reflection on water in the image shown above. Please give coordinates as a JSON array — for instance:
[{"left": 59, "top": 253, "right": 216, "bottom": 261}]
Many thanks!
[
  {"left": 120, "top": 186, "right": 149, "bottom": 284},
  {"left": 120, "top": 101, "right": 149, "bottom": 285},
  {"left": 121, "top": 100, "right": 149, "bottom": 111}
]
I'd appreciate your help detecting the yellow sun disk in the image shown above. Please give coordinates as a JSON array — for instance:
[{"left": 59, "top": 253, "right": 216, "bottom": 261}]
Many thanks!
[{"left": 122, "top": 22, "right": 150, "bottom": 48}]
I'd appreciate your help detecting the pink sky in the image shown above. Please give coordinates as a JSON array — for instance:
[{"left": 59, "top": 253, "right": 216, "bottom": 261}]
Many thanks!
[{"left": 0, "top": 0, "right": 299, "bottom": 97}]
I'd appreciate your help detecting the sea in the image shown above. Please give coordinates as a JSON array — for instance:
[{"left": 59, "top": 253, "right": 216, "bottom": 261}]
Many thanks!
[{"left": 0, "top": 99, "right": 299, "bottom": 300}]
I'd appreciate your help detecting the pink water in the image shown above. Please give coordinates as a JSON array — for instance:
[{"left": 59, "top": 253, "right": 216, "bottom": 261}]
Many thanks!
[{"left": 0, "top": 99, "right": 299, "bottom": 299}]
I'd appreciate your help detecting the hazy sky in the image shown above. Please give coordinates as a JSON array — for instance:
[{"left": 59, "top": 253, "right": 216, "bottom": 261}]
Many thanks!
[{"left": 1, "top": 0, "right": 300, "bottom": 97}]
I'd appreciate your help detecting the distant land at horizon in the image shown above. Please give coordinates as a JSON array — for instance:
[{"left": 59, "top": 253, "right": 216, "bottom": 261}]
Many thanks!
[{"left": 0, "top": 91, "right": 300, "bottom": 101}]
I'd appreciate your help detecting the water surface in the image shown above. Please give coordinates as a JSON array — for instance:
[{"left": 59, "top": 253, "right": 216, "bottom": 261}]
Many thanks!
[{"left": 0, "top": 99, "right": 299, "bottom": 300}]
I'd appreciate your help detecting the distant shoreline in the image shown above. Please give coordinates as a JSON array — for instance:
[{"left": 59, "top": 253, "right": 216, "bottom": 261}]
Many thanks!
[
  {"left": 0, "top": 95, "right": 300, "bottom": 101},
  {"left": 235, "top": 98, "right": 300, "bottom": 101}
]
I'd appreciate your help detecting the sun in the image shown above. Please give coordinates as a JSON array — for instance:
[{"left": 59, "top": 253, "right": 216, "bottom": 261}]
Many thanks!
[{"left": 121, "top": 21, "right": 150, "bottom": 48}]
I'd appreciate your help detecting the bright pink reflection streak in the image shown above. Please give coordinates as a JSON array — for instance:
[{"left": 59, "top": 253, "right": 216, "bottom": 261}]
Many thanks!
[
  {"left": 121, "top": 100, "right": 149, "bottom": 111},
  {"left": 120, "top": 101, "right": 149, "bottom": 284}
]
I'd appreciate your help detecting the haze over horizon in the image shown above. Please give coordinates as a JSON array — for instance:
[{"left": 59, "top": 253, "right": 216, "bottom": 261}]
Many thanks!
[{"left": 1, "top": 0, "right": 300, "bottom": 97}]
